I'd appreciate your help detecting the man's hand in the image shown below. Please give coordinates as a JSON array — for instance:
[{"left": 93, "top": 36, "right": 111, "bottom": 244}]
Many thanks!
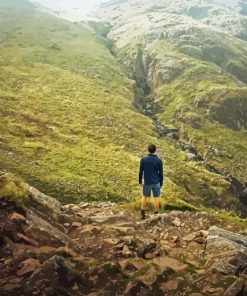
[{"left": 139, "top": 183, "right": 143, "bottom": 187}]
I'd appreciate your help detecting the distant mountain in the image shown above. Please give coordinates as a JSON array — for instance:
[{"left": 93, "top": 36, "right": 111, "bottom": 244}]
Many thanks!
[{"left": 96, "top": 0, "right": 247, "bottom": 40}]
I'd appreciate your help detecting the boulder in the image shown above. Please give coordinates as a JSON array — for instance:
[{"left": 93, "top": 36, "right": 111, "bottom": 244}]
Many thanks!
[
  {"left": 207, "top": 226, "right": 247, "bottom": 251},
  {"left": 134, "top": 265, "right": 160, "bottom": 286},
  {"left": 199, "top": 230, "right": 209, "bottom": 238},
  {"left": 26, "top": 210, "right": 71, "bottom": 247},
  {"left": 71, "top": 222, "right": 82, "bottom": 228},
  {"left": 28, "top": 186, "right": 62, "bottom": 214},
  {"left": 172, "top": 217, "right": 181, "bottom": 227},
  {"left": 135, "top": 237, "right": 157, "bottom": 259},
  {"left": 183, "top": 233, "right": 196, "bottom": 242},
  {"left": 120, "top": 258, "right": 148, "bottom": 273},
  {"left": 206, "top": 226, "right": 247, "bottom": 275},
  {"left": 25, "top": 255, "right": 91, "bottom": 295},
  {"left": 80, "top": 202, "right": 90, "bottom": 209},
  {"left": 186, "top": 152, "right": 197, "bottom": 161},
  {"left": 169, "top": 210, "right": 184, "bottom": 217},
  {"left": 122, "top": 245, "right": 132, "bottom": 256},
  {"left": 194, "top": 237, "right": 206, "bottom": 244},
  {"left": 147, "top": 213, "right": 171, "bottom": 225},
  {"left": 16, "top": 258, "right": 41, "bottom": 276}
]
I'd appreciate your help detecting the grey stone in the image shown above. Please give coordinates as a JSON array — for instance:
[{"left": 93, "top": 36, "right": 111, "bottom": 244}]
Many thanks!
[
  {"left": 147, "top": 213, "right": 171, "bottom": 225},
  {"left": 80, "top": 202, "right": 90, "bottom": 209},
  {"left": 27, "top": 210, "right": 71, "bottom": 246},
  {"left": 89, "top": 215, "right": 130, "bottom": 225},
  {"left": 208, "top": 226, "right": 247, "bottom": 250},
  {"left": 186, "top": 152, "right": 197, "bottom": 161},
  {"left": 169, "top": 211, "right": 184, "bottom": 217},
  {"left": 206, "top": 226, "right": 247, "bottom": 275},
  {"left": 28, "top": 186, "right": 62, "bottom": 213}
]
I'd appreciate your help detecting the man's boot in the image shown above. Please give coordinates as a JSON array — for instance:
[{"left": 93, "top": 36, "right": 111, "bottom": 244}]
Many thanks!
[{"left": 141, "top": 209, "right": 146, "bottom": 220}]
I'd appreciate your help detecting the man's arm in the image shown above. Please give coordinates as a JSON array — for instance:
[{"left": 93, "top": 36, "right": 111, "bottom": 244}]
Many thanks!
[
  {"left": 139, "top": 158, "right": 144, "bottom": 185},
  {"left": 159, "top": 160, "right": 163, "bottom": 187}
]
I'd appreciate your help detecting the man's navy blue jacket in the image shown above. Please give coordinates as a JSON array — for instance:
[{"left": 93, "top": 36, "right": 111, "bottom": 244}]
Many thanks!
[{"left": 139, "top": 154, "right": 163, "bottom": 186}]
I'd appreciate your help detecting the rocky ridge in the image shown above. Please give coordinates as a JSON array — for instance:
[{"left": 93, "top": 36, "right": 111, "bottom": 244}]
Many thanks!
[
  {"left": 96, "top": 0, "right": 247, "bottom": 42},
  {"left": 1, "top": 172, "right": 247, "bottom": 295},
  {"left": 95, "top": 0, "right": 247, "bottom": 136}
]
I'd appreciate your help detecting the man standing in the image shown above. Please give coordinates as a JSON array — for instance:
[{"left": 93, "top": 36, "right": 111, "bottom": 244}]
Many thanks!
[{"left": 139, "top": 144, "right": 163, "bottom": 219}]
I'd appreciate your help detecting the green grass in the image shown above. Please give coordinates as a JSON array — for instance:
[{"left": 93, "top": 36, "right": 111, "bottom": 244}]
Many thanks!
[
  {"left": 111, "top": 35, "right": 247, "bottom": 213},
  {"left": 205, "top": 207, "right": 247, "bottom": 229},
  {"left": 0, "top": 5, "right": 181, "bottom": 204},
  {"left": 0, "top": 2, "right": 246, "bottom": 217},
  {"left": 137, "top": 40, "right": 247, "bottom": 185},
  {"left": 0, "top": 173, "right": 29, "bottom": 209}
]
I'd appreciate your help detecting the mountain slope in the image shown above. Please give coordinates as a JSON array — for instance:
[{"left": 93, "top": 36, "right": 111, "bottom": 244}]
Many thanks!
[
  {"left": 0, "top": 0, "right": 246, "bottom": 215},
  {"left": 0, "top": 0, "right": 157, "bottom": 202},
  {"left": 95, "top": 0, "right": 247, "bottom": 197}
]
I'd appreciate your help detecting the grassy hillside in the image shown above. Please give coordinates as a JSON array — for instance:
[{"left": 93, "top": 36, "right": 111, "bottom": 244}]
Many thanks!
[
  {"left": 0, "top": 3, "right": 157, "bottom": 202},
  {"left": 148, "top": 40, "right": 247, "bottom": 184},
  {"left": 0, "top": 1, "right": 246, "bottom": 215},
  {"left": 108, "top": 12, "right": 247, "bottom": 186}
]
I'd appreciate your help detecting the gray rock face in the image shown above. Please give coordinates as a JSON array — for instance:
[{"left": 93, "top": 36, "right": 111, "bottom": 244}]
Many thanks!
[
  {"left": 28, "top": 186, "right": 62, "bottom": 213},
  {"left": 93, "top": 0, "right": 247, "bottom": 161},
  {"left": 96, "top": 0, "right": 247, "bottom": 51},
  {"left": 206, "top": 226, "right": 247, "bottom": 275},
  {"left": 208, "top": 226, "right": 247, "bottom": 250},
  {"left": 95, "top": 0, "right": 247, "bottom": 87},
  {"left": 214, "top": 97, "right": 247, "bottom": 130},
  {"left": 148, "top": 56, "right": 184, "bottom": 87}
]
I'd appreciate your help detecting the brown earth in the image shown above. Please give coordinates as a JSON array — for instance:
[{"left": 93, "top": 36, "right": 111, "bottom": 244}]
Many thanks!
[{"left": 0, "top": 172, "right": 247, "bottom": 295}]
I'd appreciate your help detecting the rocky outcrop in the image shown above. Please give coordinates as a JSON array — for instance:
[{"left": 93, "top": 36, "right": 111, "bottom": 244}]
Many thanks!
[
  {"left": 204, "top": 227, "right": 247, "bottom": 294},
  {"left": 193, "top": 88, "right": 247, "bottom": 130},
  {"left": 1, "top": 172, "right": 247, "bottom": 295},
  {"left": 213, "top": 97, "right": 247, "bottom": 130},
  {"left": 95, "top": 0, "right": 247, "bottom": 123}
]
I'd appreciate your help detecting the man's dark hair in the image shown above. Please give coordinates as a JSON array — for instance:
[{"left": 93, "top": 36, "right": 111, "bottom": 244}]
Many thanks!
[{"left": 148, "top": 144, "right": 156, "bottom": 154}]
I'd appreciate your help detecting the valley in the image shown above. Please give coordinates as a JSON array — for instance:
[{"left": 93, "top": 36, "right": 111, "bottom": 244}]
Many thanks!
[
  {"left": 1, "top": 0, "right": 247, "bottom": 295},
  {"left": 0, "top": 0, "right": 247, "bottom": 216}
]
